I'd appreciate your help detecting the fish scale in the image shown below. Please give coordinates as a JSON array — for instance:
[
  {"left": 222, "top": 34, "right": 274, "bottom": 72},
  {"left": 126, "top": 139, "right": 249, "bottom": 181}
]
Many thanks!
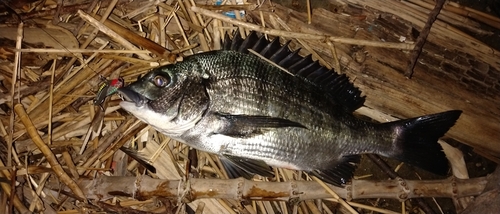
[{"left": 118, "top": 31, "right": 462, "bottom": 186}]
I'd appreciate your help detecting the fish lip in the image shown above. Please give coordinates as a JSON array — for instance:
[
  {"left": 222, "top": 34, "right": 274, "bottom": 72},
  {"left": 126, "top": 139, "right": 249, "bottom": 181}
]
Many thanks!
[{"left": 117, "top": 87, "right": 149, "bottom": 107}]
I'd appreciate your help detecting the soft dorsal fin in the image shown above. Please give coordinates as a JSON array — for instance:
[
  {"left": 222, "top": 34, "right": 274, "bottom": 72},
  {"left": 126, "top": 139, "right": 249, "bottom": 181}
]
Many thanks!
[{"left": 223, "top": 31, "right": 365, "bottom": 112}]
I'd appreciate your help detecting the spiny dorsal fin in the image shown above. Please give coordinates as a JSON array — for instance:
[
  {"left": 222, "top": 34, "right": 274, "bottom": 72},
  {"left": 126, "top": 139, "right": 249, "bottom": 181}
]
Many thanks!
[{"left": 223, "top": 31, "right": 365, "bottom": 112}]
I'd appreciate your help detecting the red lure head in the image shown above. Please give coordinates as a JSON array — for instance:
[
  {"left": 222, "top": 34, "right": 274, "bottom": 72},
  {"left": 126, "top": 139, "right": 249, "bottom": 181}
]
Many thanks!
[
  {"left": 94, "top": 77, "right": 125, "bottom": 107},
  {"left": 109, "top": 77, "right": 125, "bottom": 88}
]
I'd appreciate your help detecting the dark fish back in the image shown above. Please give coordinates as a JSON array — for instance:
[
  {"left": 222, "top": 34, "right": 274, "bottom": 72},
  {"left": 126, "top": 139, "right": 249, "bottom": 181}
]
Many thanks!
[{"left": 223, "top": 31, "right": 365, "bottom": 112}]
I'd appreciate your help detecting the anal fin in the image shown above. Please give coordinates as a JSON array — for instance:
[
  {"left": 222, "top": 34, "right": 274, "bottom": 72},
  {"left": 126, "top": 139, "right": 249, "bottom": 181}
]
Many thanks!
[
  {"left": 220, "top": 155, "right": 274, "bottom": 179},
  {"left": 309, "top": 155, "right": 360, "bottom": 186}
]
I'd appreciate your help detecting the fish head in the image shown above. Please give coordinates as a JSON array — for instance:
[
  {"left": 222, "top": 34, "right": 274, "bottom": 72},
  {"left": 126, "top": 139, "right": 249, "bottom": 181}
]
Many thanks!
[{"left": 118, "top": 63, "right": 209, "bottom": 138}]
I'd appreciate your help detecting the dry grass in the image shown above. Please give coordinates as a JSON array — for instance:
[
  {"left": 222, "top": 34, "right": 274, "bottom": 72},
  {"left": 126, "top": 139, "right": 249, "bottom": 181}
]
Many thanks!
[{"left": 0, "top": 0, "right": 498, "bottom": 213}]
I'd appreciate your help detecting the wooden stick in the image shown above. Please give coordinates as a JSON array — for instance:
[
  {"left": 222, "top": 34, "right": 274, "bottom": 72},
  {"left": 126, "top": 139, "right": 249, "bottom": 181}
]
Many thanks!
[
  {"left": 77, "top": 10, "right": 152, "bottom": 60},
  {"left": 92, "top": 14, "right": 176, "bottom": 62},
  {"left": 14, "top": 104, "right": 87, "bottom": 201},
  {"left": 405, "top": 0, "right": 446, "bottom": 78},
  {"left": 78, "top": 176, "right": 487, "bottom": 202},
  {"left": 8, "top": 22, "right": 23, "bottom": 168},
  {"left": 191, "top": 6, "right": 414, "bottom": 50}
]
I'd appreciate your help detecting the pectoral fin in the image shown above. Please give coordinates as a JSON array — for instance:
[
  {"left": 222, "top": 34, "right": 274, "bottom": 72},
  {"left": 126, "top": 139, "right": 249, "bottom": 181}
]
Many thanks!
[
  {"left": 220, "top": 155, "right": 274, "bottom": 179},
  {"left": 215, "top": 112, "right": 306, "bottom": 137}
]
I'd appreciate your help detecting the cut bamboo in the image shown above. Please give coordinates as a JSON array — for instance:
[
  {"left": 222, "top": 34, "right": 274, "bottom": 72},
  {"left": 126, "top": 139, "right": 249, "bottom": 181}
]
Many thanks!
[{"left": 78, "top": 176, "right": 487, "bottom": 202}]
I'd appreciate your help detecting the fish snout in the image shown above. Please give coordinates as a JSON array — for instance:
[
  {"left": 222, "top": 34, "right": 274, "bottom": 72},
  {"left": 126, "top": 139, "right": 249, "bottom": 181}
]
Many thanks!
[{"left": 118, "top": 87, "right": 148, "bottom": 107}]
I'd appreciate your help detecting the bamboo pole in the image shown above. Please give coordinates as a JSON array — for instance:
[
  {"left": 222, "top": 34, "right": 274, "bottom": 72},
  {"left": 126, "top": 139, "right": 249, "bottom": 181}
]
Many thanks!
[{"left": 78, "top": 176, "right": 487, "bottom": 202}]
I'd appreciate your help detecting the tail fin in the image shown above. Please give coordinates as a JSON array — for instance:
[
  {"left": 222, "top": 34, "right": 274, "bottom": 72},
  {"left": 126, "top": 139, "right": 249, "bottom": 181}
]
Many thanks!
[{"left": 387, "top": 110, "right": 462, "bottom": 176}]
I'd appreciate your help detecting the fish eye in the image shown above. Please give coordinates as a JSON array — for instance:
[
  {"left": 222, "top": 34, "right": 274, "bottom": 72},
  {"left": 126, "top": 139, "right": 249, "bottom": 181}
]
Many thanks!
[{"left": 153, "top": 75, "right": 170, "bottom": 87}]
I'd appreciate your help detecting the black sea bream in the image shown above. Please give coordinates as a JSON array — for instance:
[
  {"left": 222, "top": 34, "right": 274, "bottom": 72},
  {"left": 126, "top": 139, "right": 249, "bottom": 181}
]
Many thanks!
[{"left": 118, "top": 31, "right": 461, "bottom": 186}]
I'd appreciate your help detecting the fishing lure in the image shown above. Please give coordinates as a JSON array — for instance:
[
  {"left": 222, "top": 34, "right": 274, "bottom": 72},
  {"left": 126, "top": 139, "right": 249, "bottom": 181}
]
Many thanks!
[{"left": 94, "top": 77, "right": 125, "bottom": 109}]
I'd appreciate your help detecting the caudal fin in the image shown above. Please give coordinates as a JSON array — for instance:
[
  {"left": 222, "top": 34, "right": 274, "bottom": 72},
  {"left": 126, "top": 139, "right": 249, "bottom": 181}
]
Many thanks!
[{"left": 387, "top": 110, "right": 462, "bottom": 176}]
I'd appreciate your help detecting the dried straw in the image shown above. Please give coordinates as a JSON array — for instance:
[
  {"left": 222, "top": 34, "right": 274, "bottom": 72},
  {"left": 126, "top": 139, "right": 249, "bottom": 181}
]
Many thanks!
[
  {"left": 14, "top": 104, "right": 87, "bottom": 201},
  {"left": 190, "top": 6, "right": 415, "bottom": 50}
]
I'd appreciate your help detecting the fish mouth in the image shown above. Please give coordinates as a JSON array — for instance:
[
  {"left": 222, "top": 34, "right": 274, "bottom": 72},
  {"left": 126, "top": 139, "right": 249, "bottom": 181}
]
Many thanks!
[{"left": 118, "top": 87, "right": 149, "bottom": 107}]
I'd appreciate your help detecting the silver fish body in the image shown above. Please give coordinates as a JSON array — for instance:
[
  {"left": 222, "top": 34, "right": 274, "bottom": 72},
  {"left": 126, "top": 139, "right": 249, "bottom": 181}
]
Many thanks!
[{"left": 119, "top": 32, "right": 461, "bottom": 186}]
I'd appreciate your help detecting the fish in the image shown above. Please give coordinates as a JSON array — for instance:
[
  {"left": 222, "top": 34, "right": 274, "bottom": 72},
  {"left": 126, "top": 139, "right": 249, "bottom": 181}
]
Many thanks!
[{"left": 118, "top": 31, "right": 462, "bottom": 186}]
